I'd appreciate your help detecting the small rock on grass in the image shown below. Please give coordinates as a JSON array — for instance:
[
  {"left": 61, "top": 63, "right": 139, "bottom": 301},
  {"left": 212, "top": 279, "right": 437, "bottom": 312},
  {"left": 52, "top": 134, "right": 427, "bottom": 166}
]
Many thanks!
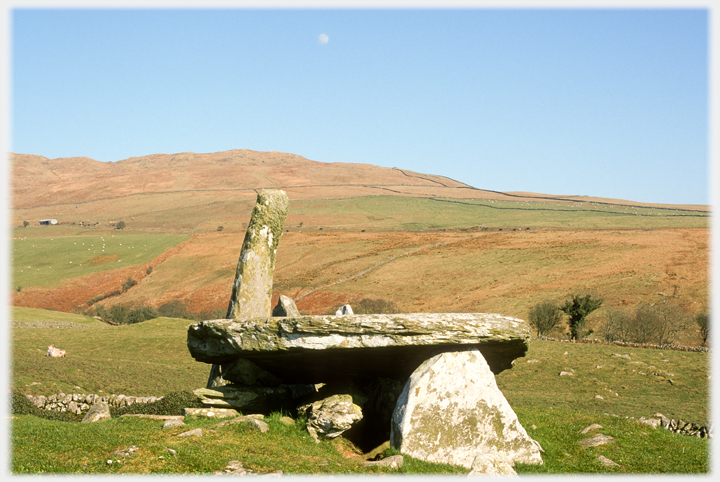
[
  {"left": 215, "top": 460, "right": 283, "bottom": 476},
  {"left": 598, "top": 455, "right": 620, "bottom": 468},
  {"left": 111, "top": 445, "right": 139, "bottom": 457},
  {"left": 163, "top": 419, "right": 185, "bottom": 429},
  {"left": 177, "top": 428, "right": 203, "bottom": 437},
  {"left": 578, "top": 434, "right": 615, "bottom": 448},
  {"left": 279, "top": 416, "right": 295, "bottom": 426},
  {"left": 363, "top": 455, "right": 404, "bottom": 469},
  {"left": 212, "top": 415, "right": 270, "bottom": 433},
  {"left": 579, "top": 424, "right": 603, "bottom": 434}
]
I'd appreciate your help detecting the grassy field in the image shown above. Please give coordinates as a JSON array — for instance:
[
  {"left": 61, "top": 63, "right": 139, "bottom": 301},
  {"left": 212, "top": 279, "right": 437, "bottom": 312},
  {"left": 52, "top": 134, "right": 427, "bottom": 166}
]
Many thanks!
[
  {"left": 9, "top": 306, "right": 710, "bottom": 474},
  {"left": 11, "top": 232, "right": 188, "bottom": 290},
  {"left": 15, "top": 194, "right": 709, "bottom": 233},
  {"left": 286, "top": 196, "right": 709, "bottom": 232}
]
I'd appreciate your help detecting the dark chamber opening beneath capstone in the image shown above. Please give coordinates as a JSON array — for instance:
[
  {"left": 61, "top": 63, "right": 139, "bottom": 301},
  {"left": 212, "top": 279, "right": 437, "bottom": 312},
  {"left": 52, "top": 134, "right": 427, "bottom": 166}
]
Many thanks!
[{"left": 233, "top": 341, "right": 527, "bottom": 385}]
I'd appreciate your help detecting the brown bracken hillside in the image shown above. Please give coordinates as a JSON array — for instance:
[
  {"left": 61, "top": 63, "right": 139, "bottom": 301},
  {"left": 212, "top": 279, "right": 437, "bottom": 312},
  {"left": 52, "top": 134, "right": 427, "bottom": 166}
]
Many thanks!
[{"left": 10, "top": 150, "right": 709, "bottom": 345}]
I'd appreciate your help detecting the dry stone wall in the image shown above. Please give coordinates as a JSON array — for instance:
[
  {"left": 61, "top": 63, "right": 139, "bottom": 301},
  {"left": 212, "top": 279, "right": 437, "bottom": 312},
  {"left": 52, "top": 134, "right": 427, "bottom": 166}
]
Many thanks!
[
  {"left": 25, "top": 393, "right": 162, "bottom": 415},
  {"left": 538, "top": 336, "right": 709, "bottom": 353}
]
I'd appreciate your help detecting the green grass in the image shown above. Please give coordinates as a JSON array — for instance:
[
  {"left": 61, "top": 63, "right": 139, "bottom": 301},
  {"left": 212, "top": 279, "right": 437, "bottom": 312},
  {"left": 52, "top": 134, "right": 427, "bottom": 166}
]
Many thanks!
[
  {"left": 495, "top": 340, "right": 709, "bottom": 422},
  {"left": 10, "top": 306, "right": 101, "bottom": 325},
  {"left": 11, "top": 232, "right": 188, "bottom": 289},
  {"left": 10, "top": 311, "right": 710, "bottom": 474},
  {"left": 12, "top": 315, "right": 208, "bottom": 396},
  {"left": 289, "top": 196, "right": 708, "bottom": 232},
  {"left": 10, "top": 411, "right": 468, "bottom": 475},
  {"left": 512, "top": 407, "right": 708, "bottom": 474}
]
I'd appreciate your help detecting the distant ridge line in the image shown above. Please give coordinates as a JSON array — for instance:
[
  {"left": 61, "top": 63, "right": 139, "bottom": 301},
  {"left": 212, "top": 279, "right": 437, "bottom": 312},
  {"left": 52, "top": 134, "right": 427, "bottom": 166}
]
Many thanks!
[{"left": 11, "top": 183, "right": 446, "bottom": 209}]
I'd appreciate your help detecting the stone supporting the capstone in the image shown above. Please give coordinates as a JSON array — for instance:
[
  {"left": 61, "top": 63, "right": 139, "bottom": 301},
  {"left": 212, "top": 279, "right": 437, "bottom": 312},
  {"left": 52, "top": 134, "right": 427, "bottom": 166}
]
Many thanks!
[
  {"left": 390, "top": 348, "right": 543, "bottom": 470},
  {"left": 208, "top": 189, "right": 289, "bottom": 387}
]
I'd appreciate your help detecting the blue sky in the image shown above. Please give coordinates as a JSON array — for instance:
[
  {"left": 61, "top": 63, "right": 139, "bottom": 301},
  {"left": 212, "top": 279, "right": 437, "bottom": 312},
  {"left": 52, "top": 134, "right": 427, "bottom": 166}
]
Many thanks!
[{"left": 8, "top": 5, "right": 711, "bottom": 205}]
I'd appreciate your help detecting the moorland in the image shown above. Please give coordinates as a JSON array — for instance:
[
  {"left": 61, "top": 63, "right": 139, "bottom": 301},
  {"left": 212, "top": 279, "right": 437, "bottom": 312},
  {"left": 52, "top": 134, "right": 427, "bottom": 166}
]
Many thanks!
[{"left": 8, "top": 149, "right": 711, "bottom": 474}]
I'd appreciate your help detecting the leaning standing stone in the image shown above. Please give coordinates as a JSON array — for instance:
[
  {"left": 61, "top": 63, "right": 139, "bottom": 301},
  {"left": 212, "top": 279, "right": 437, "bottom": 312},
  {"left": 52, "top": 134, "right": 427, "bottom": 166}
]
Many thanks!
[
  {"left": 390, "top": 348, "right": 543, "bottom": 470},
  {"left": 208, "top": 189, "right": 289, "bottom": 387},
  {"left": 225, "top": 189, "right": 289, "bottom": 320}
]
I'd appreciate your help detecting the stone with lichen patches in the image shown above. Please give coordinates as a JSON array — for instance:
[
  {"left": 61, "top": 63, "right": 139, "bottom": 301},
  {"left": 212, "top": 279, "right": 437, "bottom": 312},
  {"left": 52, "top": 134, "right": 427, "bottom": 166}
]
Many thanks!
[
  {"left": 187, "top": 312, "right": 531, "bottom": 384},
  {"left": 390, "top": 348, "right": 543, "bottom": 470},
  {"left": 225, "top": 189, "right": 288, "bottom": 320}
]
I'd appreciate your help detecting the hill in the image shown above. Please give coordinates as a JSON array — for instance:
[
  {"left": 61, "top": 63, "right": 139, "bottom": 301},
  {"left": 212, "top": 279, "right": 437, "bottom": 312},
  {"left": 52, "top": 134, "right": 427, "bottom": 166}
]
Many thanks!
[{"left": 9, "top": 150, "right": 709, "bottom": 345}]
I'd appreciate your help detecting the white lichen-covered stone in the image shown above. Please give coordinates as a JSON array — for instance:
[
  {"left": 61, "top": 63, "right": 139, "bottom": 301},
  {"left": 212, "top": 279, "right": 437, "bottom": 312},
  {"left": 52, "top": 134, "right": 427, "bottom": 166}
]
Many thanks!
[
  {"left": 390, "top": 349, "right": 543, "bottom": 470},
  {"left": 299, "top": 394, "right": 363, "bottom": 441}
]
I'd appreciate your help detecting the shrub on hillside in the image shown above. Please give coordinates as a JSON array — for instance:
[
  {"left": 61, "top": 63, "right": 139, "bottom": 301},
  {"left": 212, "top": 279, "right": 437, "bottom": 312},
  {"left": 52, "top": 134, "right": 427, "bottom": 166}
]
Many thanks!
[
  {"left": 632, "top": 303, "right": 691, "bottom": 346},
  {"left": 125, "top": 306, "right": 159, "bottom": 324},
  {"left": 198, "top": 308, "right": 228, "bottom": 320},
  {"left": 121, "top": 277, "right": 138, "bottom": 292},
  {"left": 158, "top": 300, "right": 192, "bottom": 319},
  {"left": 601, "top": 307, "right": 633, "bottom": 343},
  {"left": 94, "top": 303, "right": 158, "bottom": 324},
  {"left": 110, "top": 391, "right": 204, "bottom": 418},
  {"left": 528, "top": 300, "right": 564, "bottom": 337},
  {"left": 560, "top": 294, "right": 603, "bottom": 340},
  {"left": 602, "top": 303, "right": 693, "bottom": 346},
  {"left": 11, "top": 391, "right": 81, "bottom": 422},
  {"left": 87, "top": 290, "right": 122, "bottom": 306},
  {"left": 695, "top": 312, "right": 709, "bottom": 346},
  {"left": 353, "top": 298, "right": 400, "bottom": 314}
]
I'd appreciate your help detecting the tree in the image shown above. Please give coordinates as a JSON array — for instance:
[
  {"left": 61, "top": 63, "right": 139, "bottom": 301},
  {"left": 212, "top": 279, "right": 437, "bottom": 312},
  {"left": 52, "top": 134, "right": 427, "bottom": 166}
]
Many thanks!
[
  {"left": 116, "top": 221, "right": 126, "bottom": 230},
  {"left": 560, "top": 294, "right": 603, "bottom": 340},
  {"left": 353, "top": 298, "right": 399, "bottom": 314},
  {"left": 158, "top": 300, "right": 190, "bottom": 319},
  {"left": 528, "top": 300, "right": 563, "bottom": 337},
  {"left": 601, "top": 307, "right": 633, "bottom": 343},
  {"left": 23, "top": 221, "right": 29, "bottom": 228},
  {"left": 632, "top": 303, "right": 691, "bottom": 346},
  {"left": 695, "top": 312, "right": 709, "bottom": 346}
]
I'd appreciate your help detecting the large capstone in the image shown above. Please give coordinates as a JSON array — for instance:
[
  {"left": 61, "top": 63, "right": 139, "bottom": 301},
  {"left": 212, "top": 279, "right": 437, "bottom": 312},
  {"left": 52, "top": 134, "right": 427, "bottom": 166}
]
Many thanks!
[
  {"left": 187, "top": 312, "right": 530, "bottom": 384},
  {"left": 390, "top": 348, "right": 543, "bottom": 470}
]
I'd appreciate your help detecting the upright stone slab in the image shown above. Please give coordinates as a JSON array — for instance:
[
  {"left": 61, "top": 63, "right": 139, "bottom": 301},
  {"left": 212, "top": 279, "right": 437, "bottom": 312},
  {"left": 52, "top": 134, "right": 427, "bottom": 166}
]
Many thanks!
[
  {"left": 226, "top": 189, "right": 289, "bottom": 319},
  {"left": 390, "top": 348, "right": 543, "bottom": 470},
  {"left": 208, "top": 189, "right": 289, "bottom": 387}
]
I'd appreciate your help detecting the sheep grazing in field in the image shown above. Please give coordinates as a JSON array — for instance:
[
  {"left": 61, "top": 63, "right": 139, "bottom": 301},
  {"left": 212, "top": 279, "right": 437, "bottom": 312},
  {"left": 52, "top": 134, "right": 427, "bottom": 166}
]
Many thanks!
[{"left": 46, "top": 345, "right": 66, "bottom": 357}]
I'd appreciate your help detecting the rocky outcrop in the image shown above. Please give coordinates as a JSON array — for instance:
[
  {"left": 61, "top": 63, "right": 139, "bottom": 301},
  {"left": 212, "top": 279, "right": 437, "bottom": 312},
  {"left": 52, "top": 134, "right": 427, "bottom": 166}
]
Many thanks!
[
  {"left": 187, "top": 312, "right": 531, "bottom": 384},
  {"left": 390, "top": 349, "right": 543, "bottom": 470}
]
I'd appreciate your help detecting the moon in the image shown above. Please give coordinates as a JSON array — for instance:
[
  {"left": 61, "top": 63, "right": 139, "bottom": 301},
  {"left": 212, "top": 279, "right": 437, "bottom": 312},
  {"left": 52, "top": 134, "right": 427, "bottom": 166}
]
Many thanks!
[{"left": 318, "top": 34, "right": 329, "bottom": 44}]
